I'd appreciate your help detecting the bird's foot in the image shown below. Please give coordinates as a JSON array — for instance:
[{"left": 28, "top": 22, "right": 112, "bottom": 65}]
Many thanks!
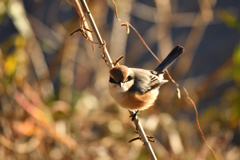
[
  {"left": 128, "top": 135, "right": 156, "bottom": 143},
  {"left": 129, "top": 110, "right": 139, "bottom": 121}
]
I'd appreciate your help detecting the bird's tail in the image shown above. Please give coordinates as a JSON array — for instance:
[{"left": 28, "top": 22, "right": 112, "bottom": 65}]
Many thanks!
[{"left": 154, "top": 45, "right": 184, "bottom": 72}]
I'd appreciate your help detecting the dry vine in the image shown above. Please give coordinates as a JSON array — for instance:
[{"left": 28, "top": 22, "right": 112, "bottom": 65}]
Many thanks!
[{"left": 111, "top": 0, "right": 218, "bottom": 159}]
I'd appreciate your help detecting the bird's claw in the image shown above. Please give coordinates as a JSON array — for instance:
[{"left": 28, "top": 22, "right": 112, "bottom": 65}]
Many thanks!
[
  {"left": 128, "top": 135, "right": 156, "bottom": 143},
  {"left": 129, "top": 110, "right": 139, "bottom": 121}
]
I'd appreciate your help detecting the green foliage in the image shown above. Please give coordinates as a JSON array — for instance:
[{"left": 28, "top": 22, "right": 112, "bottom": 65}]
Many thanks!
[
  {"left": 219, "top": 10, "right": 240, "bottom": 30},
  {"left": 232, "top": 43, "right": 240, "bottom": 84}
]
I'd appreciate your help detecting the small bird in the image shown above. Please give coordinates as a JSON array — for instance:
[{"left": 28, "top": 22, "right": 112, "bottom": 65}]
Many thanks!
[{"left": 109, "top": 46, "right": 184, "bottom": 119}]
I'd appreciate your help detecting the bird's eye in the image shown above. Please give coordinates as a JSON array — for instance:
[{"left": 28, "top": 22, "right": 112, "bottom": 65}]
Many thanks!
[
  {"left": 109, "top": 77, "right": 117, "bottom": 83},
  {"left": 126, "top": 76, "right": 133, "bottom": 82}
]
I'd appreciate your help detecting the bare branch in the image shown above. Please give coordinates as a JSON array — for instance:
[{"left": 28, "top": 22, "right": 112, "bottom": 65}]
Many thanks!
[
  {"left": 129, "top": 110, "right": 157, "bottom": 160},
  {"left": 79, "top": 0, "right": 114, "bottom": 68},
  {"left": 72, "top": 0, "right": 94, "bottom": 42}
]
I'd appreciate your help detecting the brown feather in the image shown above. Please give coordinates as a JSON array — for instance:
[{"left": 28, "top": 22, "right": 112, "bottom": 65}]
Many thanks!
[{"left": 109, "top": 65, "right": 129, "bottom": 83}]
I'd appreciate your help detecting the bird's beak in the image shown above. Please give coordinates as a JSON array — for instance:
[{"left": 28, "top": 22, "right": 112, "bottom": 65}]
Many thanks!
[{"left": 119, "top": 82, "right": 123, "bottom": 87}]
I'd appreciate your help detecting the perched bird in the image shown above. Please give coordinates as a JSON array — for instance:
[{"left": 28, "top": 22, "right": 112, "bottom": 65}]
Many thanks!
[{"left": 109, "top": 46, "right": 184, "bottom": 119}]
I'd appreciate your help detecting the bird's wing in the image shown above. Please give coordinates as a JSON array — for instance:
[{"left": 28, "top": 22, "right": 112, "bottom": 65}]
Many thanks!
[
  {"left": 148, "top": 74, "right": 162, "bottom": 90},
  {"left": 128, "top": 69, "right": 162, "bottom": 94}
]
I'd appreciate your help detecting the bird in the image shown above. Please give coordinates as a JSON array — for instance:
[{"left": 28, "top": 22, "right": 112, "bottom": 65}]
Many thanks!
[{"left": 109, "top": 46, "right": 184, "bottom": 120}]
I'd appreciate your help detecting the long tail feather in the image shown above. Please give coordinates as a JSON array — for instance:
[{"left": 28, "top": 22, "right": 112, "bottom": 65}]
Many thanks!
[{"left": 154, "top": 45, "right": 184, "bottom": 72}]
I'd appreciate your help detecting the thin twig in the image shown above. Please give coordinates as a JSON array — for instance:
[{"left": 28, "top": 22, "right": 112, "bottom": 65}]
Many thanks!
[
  {"left": 111, "top": 0, "right": 160, "bottom": 64},
  {"left": 79, "top": 0, "right": 114, "bottom": 68},
  {"left": 77, "top": 0, "right": 157, "bottom": 159},
  {"left": 72, "top": 0, "right": 94, "bottom": 43},
  {"left": 129, "top": 111, "right": 157, "bottom": 160}
]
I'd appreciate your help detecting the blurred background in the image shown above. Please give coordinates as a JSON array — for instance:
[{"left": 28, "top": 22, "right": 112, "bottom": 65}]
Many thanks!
[{"left": 0, "top": 0, "right": 240, "bottom": 159}]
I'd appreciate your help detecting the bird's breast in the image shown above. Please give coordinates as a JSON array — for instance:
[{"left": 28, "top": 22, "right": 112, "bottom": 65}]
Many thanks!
[{"left": 109, "top": 87, "right": 159, "bottom": 110}]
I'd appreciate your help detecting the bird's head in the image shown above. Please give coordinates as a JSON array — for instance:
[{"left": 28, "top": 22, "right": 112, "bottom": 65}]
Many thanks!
[{"left": 109, "top": 65, "right": 133, "bottom": 88}]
